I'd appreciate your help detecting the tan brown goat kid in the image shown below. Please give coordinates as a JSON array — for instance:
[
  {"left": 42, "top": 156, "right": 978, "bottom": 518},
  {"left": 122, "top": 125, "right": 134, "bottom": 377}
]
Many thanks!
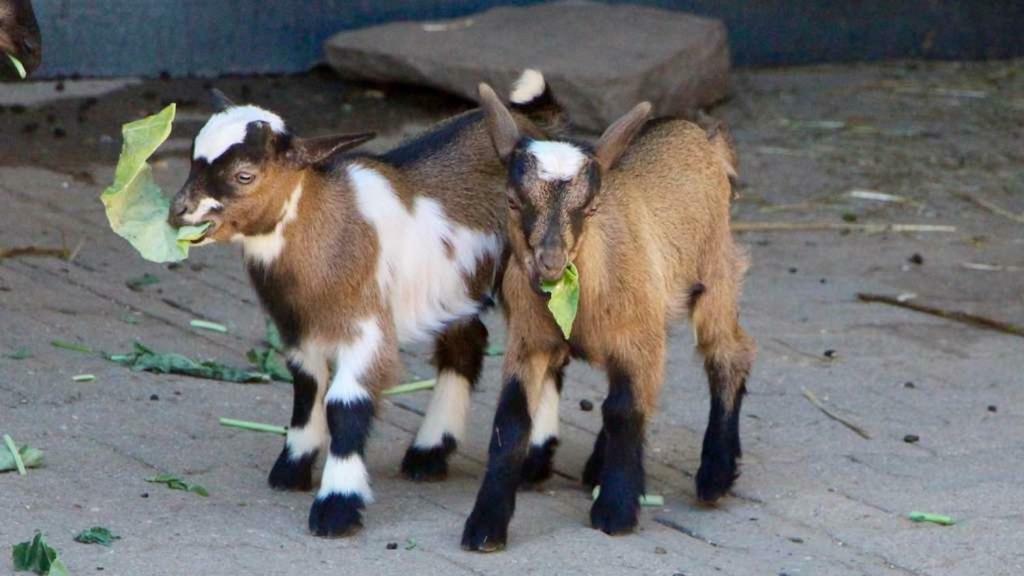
[{"left": 462, "top": 84, "right": 756, "bottom": 551}]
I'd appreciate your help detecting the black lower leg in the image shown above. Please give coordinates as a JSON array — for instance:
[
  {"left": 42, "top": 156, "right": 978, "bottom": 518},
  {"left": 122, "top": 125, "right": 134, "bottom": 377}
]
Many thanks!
[
  {"left": 581, "top": 428, "right": 607, "bottom": 488},
  {"left": 308, "top": 398, "right": 375, "bottom": 538},
  {"left": 520, "top": 364, "right": 565, "bottom": 485},
  {"left": 696, "top": 360, "right": 746, "bottom": 503},
  {"left": 269, "top": 360, "right": 319, "bottom": 491},
  {"left": 591, "top": 361, "right": 646, "bottom": 535},
  {"left": 402, "top": 318, "right": 488, "bottom": 481},
  {"left": 462, "top": 376, "right": 531, "bottom": 552}
]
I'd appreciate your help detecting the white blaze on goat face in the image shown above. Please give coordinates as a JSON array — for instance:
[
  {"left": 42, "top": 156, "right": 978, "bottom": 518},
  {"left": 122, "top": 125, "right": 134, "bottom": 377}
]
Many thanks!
[
  {"left": 231, "top": 181, "right": 303, "bottom": 266},
  {"left": 348, "top": 163, "right": 502, "bottom": 342},
  {"left": 284, "top": 344, "right": 330, "bottom": 460},
  {"left": 182, "top": 197, "right": 224, "bottom": 225},
  {"left": 509, "top": 68, "right": 546, "bottom": 105},
  {"left": 529, "top": 375, "right": 560, "bottom": 447},
  {"left": 324, "top": 318, "right": 382, "bottom": 406},
  {"left": 413, "top": 370, "right": 471, "bottom": 448},
  {"left": 318, "top": 454, "right": 374, "bottom": 503},
  {"left": 193, "top": 105, "right": 287, "bottom": 162},
  {"left": 527, "top": 140, "right": 586, "bottom": 182}
]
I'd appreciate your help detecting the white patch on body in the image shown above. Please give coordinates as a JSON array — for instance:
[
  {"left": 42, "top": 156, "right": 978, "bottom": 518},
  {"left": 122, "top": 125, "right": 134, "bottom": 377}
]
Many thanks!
[
  {"left": 413, "top": 370, "right": 471, "bottom": 448},
  {"left": 349, "top": 163, "right": 501, "bottom": 342},
  {"left": 317, "top": 454, "right": 373, "bottom": 503},
  {"left": 529, "top": 375, "right": 560, "bottom": 446},
  {"left": 528, "top": 141, "right": 586, "bottom": 182},
  {"left": 284, "top": 343, "right": 330, "bottom": 459},
  {"left": 232, "top": 181, "right": 303, "bottom": 266},
  {"left": 193, "top": 105, "right": 286, "bottom": 162},
  {"left": 509, "top": 69, "right": 545, "bottom": 104},
  {"left": 182, "top": 197, "right": 223, "bottom": 225},
  {"left": 324, "top": 318, "right": 381, "bottom": 406}
]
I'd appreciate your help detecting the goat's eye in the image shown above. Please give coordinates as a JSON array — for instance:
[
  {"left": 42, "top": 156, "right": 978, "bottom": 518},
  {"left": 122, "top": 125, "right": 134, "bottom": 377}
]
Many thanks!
[{"left": 235, "top": 172, "right": 255, "bottom": 185}]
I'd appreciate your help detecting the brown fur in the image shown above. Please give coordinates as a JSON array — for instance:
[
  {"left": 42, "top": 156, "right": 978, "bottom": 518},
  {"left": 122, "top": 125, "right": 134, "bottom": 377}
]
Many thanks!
[{"left": 0, "top": 0, "right": 41, "bottom": 76}]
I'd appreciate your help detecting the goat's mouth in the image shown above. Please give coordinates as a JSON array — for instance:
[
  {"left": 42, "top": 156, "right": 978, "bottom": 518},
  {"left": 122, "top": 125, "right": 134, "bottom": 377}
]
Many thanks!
[{"left": 190, "top": 219, "right": 221, "bottom": 244}]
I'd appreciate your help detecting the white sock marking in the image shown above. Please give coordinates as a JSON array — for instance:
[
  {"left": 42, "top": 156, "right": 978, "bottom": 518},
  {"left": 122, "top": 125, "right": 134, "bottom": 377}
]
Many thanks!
[
  {"left": 193, "top": 105, "right": 286, "bottom": 162},
  {"left": 530, "top": 375, "right": 560, "bottom": 446},
  {"left": 413, "top": 370, "right": 471, "bottom": 448},
  {"left": 509, "top": 69, "right": 546, "bottom": 105},
  {"left": 324, "top": 318, "right": 382, "bottom": 406},
  {"left": 233, "top": 181, "right": 303, "bottom": 266},
  {"left": 317, "top": 454, "right": 373, "bottom": 502},
  {"left": 528, "top": 141, "right": 586, "bottom": 182},
  {"left": 284, "top": 344, "right": 329, "bottom": 459},
  {"left": 349, "top": 163, "right": 502, "bottom": 342}
]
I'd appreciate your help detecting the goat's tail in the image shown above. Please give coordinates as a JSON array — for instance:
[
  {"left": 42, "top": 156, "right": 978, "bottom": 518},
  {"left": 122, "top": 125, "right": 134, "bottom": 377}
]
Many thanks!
[
  {"left": 697, "top": 111, "right": 739, "bottom": 194},
  {"left": 508, "top": 69, "right": 569, "bottom": 136}
]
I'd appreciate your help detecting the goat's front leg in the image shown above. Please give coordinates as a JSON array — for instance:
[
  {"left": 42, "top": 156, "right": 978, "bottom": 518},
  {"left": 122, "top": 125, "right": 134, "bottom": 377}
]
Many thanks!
[
  {"left": 590, "top": 335, "right": 665, "bottom": 535},
  {"left": 402, "top": 317, "right": 488, "bottom": 481},
  {"left": 308, "top": 318, "right": 397, "bottom": 538},
  {"left": 462, "top": 348, "right": 552, "bottom": 552},
  {"left": 519, "top": 362, "right": 564, "bottom": 485},
  {"left": 268, "top": 344, "right": 329, "bottom": 491}
]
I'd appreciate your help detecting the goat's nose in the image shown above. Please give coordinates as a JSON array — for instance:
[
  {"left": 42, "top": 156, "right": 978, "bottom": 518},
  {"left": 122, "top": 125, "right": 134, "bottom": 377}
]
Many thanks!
[{"left": 536, "top": 250, "right": 567, "bottom": 280}]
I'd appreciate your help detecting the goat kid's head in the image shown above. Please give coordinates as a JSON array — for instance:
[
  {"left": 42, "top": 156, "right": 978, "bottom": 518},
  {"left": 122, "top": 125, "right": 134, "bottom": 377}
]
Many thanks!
[
  {"left": 478, "top": 83, "right": 651, "bottom": 284},
  {"left": 168, "top": 90, "right": 374, "bottom": 244},
  {"left": 0, "top": 0, "right": 41, "bottom": 78}
]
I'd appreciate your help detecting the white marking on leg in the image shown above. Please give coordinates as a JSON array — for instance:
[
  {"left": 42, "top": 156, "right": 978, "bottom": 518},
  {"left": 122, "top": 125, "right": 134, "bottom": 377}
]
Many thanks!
[
  {"left": 285, "top": 343, "right": 330, "bottom": 460},
  {"left": 530, "top": 375, "right": 560, "bottom": 446},
  {"left": 509, "top": 69, "right": 545, "bottom": 104},
  {"left": 528, "top": 141, "right": 586, "bottom": 182},
  {"left": 193, "top": 105, "right": 286, "bottom": 162},
  {"left": 182, "top": 197, "right": 223, "bottom": 225},
  {"left": 318, "top": 454, "right": 373, "bottom": 503},
  {"left": 232, "top": 180, "right": 303, "bottom": 266},
  {"left": 413, "top": 370, "right": 471, "bottom": 448},
  {"left": 324, "top": 318, "right": 382, "bottom": 406},
  {"left": 349, "top": 163, "right": 502, "bottom": 342}
]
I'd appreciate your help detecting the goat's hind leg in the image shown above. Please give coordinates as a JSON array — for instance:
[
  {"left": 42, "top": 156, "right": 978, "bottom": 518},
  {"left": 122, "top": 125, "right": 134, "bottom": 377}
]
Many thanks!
[
  {"left": 269, "top": 346, "right": 328, "bottom": 491},
  {"left": 691, "top": 280, "right": 755, "bottom": 503},
  {"left": 402, "top": 317, "right": 488, "bottom": 481}
]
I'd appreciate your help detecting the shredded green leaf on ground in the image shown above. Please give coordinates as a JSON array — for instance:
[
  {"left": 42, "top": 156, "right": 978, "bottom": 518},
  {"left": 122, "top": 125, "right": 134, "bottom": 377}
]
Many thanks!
[
  {"left": 540, "top": 263, "right": 580, "bottom": 339},
  {"left": 50, "top": 340, "right": 95, "bottom": 354},
  {"left": 0, "top": 440, "right": 43, "bottom": 474},
  {"left": 125, "top": 273, "right": 160, "bottom": 292},
  {"left": 219, "top": 418, "right": 287, "bottom": 436},
  {"left": 265, "top": 318, "right": 285, "bottom": 353},
  {"left": 100, "top": 104, "right": 208, "bottom": 263},
  {"left": 73, "top": 527, "right": 120, "bottom": 547},
  {"left": 908, "top": 511, "right": 955, "bottom": 526},
  {"left": 190, "top": 319, "right": 228, "bottom": 333},
  {"left": 246, "top": 348, "right": 292, "bottom": 383},
  {"left": 146, "top": 473, "right": 209, "bottom": 497},
  {"left": 108, "top": 342, "right": 270, "bottom": 384},
  {"left": 4, "top": 348, "right": 32, "bottom": 360},
  {"left": 12, "top": 532, "right": 69, "bottom": 576},
  {"left": 7, "top": 54, "right": 27, "bottom": 79}
]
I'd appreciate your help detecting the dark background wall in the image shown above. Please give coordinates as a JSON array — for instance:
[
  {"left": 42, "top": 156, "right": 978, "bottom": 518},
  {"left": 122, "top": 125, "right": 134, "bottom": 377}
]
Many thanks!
[{"left": 33, "top": 0, "right": 1024, "bottom": 78}]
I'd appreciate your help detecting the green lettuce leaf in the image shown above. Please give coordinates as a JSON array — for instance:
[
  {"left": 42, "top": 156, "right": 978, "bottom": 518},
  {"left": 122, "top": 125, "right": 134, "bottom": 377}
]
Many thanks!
[
  {"left": 12, "top": 532, "right": 69, "bottom": 576},
  {"left": 0, "top": 442, "right": 43, "bottom": 473},
  {"left": 108, "top": 342, "right": 270, "bottom": 384},
  {"left": 100, "top": 104, "right": 208, "bottom": 263},
  {"left": 540, "top": 263, "right": 580, "bottom": 339},
  {"left": 145, "top": 473, "right": 209, "bottom": 497},
  {"left": 73, "top": 527, "right": 120, "bottom": 547}
]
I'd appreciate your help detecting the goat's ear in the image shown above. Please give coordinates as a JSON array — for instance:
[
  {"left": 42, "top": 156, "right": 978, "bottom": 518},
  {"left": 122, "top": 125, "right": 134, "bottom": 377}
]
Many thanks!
[
  {"left": 594, "top": 102, "right": 652, "bottom": 172},
  {"left": 289, "top": 132, "right": 376, "bottom": 166},
  {"left": 478, "top": 82, "right": 520, "bottom": 163},
  {"left": 210, "top": 88, "right": 236, "bottom": 112}
]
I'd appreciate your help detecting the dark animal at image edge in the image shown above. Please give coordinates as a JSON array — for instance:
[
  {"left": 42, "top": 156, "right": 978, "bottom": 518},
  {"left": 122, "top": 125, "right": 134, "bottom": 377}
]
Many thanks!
[
  {"left": 0, "top": 0, "right": 41, "bottom": 77},
  {"left": 167, "top": 71, "right": 568, "bottom": 537},
  {"left": 462, "top": 81, "right": 754, "bottom": 551}
]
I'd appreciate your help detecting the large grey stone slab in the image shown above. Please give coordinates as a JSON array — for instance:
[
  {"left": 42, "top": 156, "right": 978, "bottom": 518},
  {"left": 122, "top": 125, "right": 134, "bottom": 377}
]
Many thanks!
[{"left": 324, "top": 1, "right": 730, "bottom": 131}]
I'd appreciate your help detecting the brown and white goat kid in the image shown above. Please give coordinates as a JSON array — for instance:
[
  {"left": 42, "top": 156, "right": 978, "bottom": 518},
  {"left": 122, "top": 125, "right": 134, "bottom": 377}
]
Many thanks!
[
  {"left": 167, "top": 78, "right": 561, "bottom": 537},
  {"left": 462, "top": 85, "right": 756, "bottom": 551}
]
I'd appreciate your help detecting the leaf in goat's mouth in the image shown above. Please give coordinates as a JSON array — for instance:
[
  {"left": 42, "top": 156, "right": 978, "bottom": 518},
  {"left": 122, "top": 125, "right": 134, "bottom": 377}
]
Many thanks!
[
  {"left": 540, "top": 263, "right": 580, "bottom": 339},
  {"left": 100, "top": 103, "right": 209, "bottom": 262},
  {"left": 7, "top": 54, "right": 27, "bottom": 79}
]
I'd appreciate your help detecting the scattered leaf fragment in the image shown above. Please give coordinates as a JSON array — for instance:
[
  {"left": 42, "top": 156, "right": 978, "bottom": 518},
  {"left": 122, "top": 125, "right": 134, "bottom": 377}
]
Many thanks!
[
  {"left": 7, "top": 54, "right": 27, "bottom": 79},
  {"left": 381, "top": 378, "right": 436, "bottom": 396},
  {"left": 246, "top": 348, "right": 292, "bottom": 383},
  {"left": 4, "top": 348, "right": 32, "bottom": 360},
  {"left": 125, "top": 273, "right": 159, "bottom": 292},
  {"left": 264, "top": 318, "right": 285, "bottom": 353},
  {"left": 100, "top": 104, "right": 209, "bottom": 263},
  {"left": 189, "top": 319, "right": 227, "bottom": 333},
  {"left": 71, "top": 374, "right": 95, "bottom": 383},
  {"left": 908, "top": 511, "right": 954, "bottom": 526},
  {"left": 3, "top": 434, "right": 26, "bottom": 475},
  {"left": 0, "top": 440, "right": 43, "bottom": 474},
  {"left": 73, "top": 527, "right": 120, "bottom": 547},
  {"left": 108, "top": 342, "right": 269, "bottom": 383},
  {"left": 540, "top": 263, "right": 580, "bottom": 339},
  {"left": 592, "top": 486, "right": 664, "bottom": 507},
  {"left": 146, "top": 473, "right": 209, "bottom": 497},
  {"left": 219, "top": 418, "right": 287, "bottom": 436},
  {"left": 50, "top": 340, "right": 95, "bottom": 354},
  {"left": 12, "top": 532, "right": 69, "bottom": 576},
  {"left": 484, "top": 344, "right": 504, "bottom": 357}
]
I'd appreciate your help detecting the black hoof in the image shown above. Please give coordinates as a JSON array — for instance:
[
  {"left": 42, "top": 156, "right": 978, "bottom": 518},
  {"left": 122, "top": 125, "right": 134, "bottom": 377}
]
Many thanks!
[
  {"left": 268, "top": 448, "right": 316, "bottom": 492},
  {"left": 461, "top": 499, "right": 513, "bottom": 552},
  {"left": 581, "top": 449, "right": 604, "bottom": 489},
  {"left": 696, "top": 451, "right": 738, "bottom": 503},
  {"left": 401, "top": 435, "right": 456, "bottom": 482},
  {"left": 590, "top": 491, "right": 639, "bottom": 535},
  {"left": 520, "top": 437, "right": 559, "bottom": 486},
  {"left": 308, "top": 493, "right": 365, "bottom": 538}
]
